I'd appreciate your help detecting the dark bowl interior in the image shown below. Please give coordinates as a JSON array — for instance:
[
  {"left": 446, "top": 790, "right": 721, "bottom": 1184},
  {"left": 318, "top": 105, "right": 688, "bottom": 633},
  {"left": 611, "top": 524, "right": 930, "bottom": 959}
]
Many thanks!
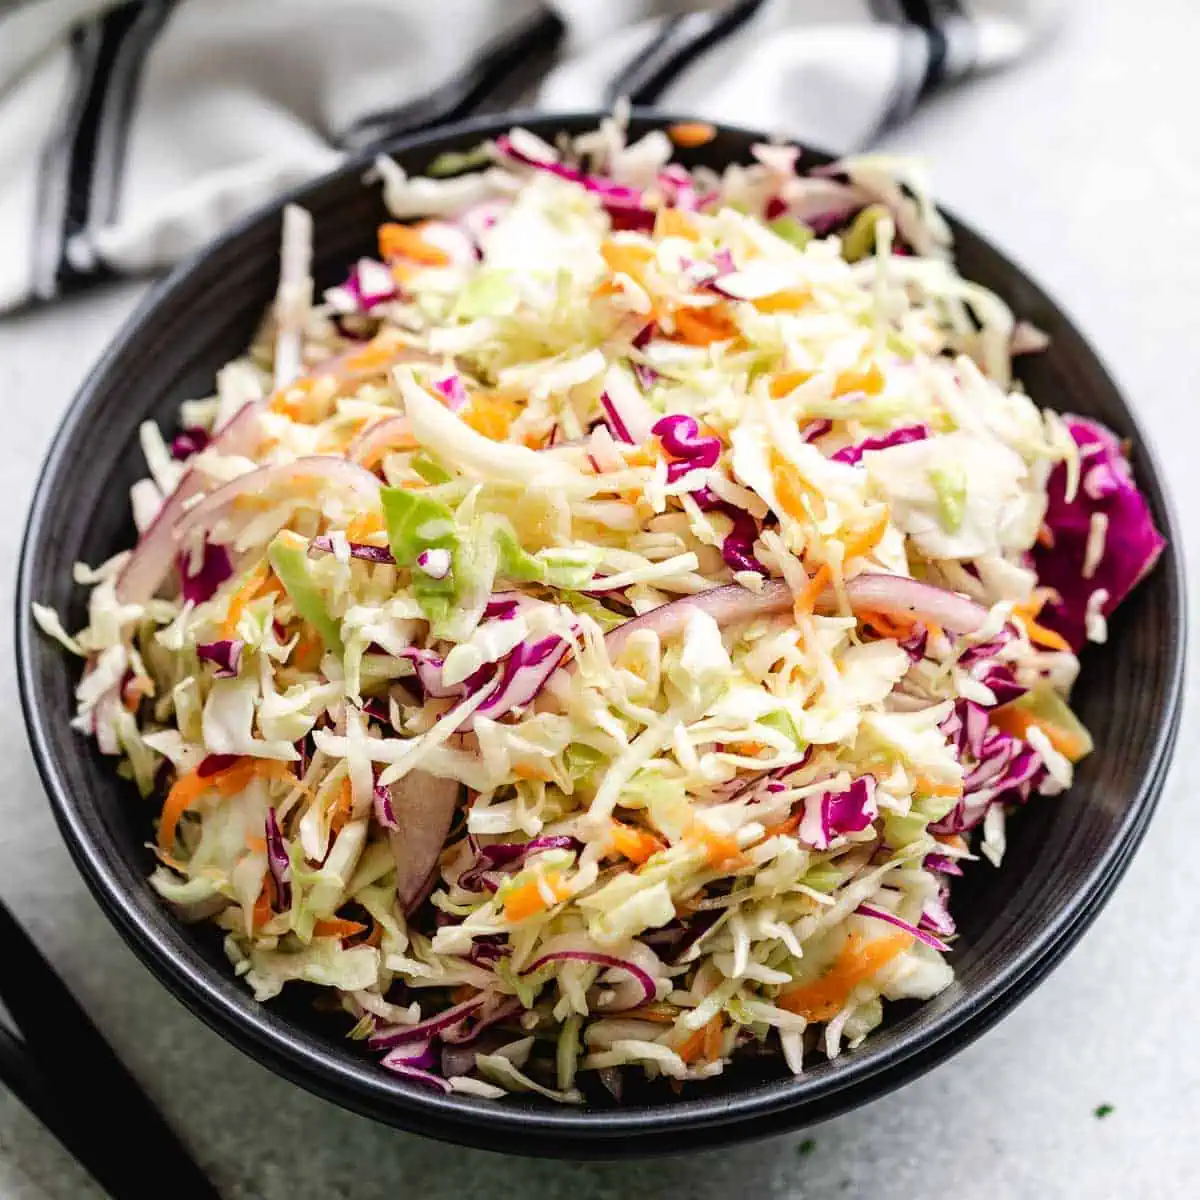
[{"left": 16, "top": 111, "right": 1185, "bottom": 1157}]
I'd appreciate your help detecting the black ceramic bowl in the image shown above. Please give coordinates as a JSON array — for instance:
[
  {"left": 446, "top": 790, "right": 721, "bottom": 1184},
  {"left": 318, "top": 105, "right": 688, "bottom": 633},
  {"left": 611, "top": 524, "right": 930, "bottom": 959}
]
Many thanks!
[{"left": 17, "top": 112, "right": 1185, "bottom": 1157}]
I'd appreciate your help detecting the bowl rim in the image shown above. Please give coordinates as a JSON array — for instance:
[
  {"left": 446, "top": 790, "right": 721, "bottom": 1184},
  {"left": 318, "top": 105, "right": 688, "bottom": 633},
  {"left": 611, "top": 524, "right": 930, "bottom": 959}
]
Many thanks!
[{"left": 15, "top": 108, "right": 1187, "bottom": 1153}]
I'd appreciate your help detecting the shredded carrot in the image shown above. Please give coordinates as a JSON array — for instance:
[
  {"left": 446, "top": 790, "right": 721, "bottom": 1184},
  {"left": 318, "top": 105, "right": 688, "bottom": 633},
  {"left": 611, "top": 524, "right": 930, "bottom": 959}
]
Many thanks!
[
  {"left": 503, "top": 871, "right": 570, "bottom": 922},
  {"left": 252, "top": 883, "right": 273, "bottom": 930},
  {"left": 673, "top": 306, "right": 737, "bottom": 346},
  {"left": 630, "top": 1004, "right": 680, "bottom": 1024},
  {"left": 842, "top": 508, "right": 890, "bottom": 561},
  {"left": 1011, "top": 590, "right": 1072, "bottom": 653},
  {"left": 834, "top": 363, "right": 885, "bottom": 396},
  {"left": 329, "top": 777, "right": 353, "bottom": 836},
  {"left": 600, "top": 240, "right": 654, "bottom": 282},
  {"left": 859, "top": 609, "right": 916, "bottom": 640},
  {"left": 770, "top": 450, "right": 823, "bottom": 523},
  {"left": 989, "top": 704, "right": 1089, "bottom": 763},
  {"left": 667, "top": 121, "right": 717, "bottom": 148},
  {"left": 1035, "top": 524, "right": 1055, "bottom": 550},
  {"left": 158, "top": 770, "right": 216, "bottom": 852},
  {"left": 245, "top": 834, "right": 267, "bottom": 854},
  {"left": 608, "top": 820, "right": 665, "bottom": 866},
  {"left": 220, "top": 562, "right": 270, "bottom": 640},
  {"left": 363, "top": 922, "right": 383, "bottom": 949},
  {"left": 292, "top": 627, "right": 324, "bottom": 673},
  {"left": 794, "top": 564, "right": 831, "bottom": 618},
  {"left": 685, "top": 822, "right": 745, "bottom": 870},
  {"left": 342, "top": 329, "right": 412, "bottom": 374},
  {"left": 655, "top": 208, "right": 699, "bottom": 240},
  {"left": 751, "top": 288, "right": 812, "bottom": 314},
  {"left": 451, "top": 984, "right": 477, "bottom": 1004},
  {"left": 513, "top": 762, "right": 553, "bottom": 782},
  {"left": 345, "top": 511, "right": 386, "bottom": 543},
  {"left": 914, "top": 774, "right": 964, "bottom": 799},
  {"left": 312, "top": 917, "right": 369, "bottom": 940},
  {"left": 677, "top": 1012, "right": 724, "bottom": 1063},
  {"left": 761, "top": 810, "right": 803, "bottom": 841},
  {"left": 462, "top": 392, "right": 522, "bottom": 441},
  {"left": 777, "top": 931, "right": 912, "bottom": 1021},
  {"left": 769, "top": 369, "right": 815, "bottom": 398},
  {"left": 378, "top": 222, "right": 450, "bottom": 266},
  {"left": 730, "top": 741, "right": 768, "bottom": 757}
]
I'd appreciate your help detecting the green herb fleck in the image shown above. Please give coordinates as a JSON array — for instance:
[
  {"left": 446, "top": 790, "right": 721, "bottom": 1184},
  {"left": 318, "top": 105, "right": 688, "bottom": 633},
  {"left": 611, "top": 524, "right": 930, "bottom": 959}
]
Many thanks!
[
  {"left": 426, "top": 145, "right": 492, "bottom": 178},
  {"left": 797, "top": 1138, "right": 817, "bottom": 1157},
  {"left": 1094, "top": 1104, "right": 1114, "bottom": 1120}
]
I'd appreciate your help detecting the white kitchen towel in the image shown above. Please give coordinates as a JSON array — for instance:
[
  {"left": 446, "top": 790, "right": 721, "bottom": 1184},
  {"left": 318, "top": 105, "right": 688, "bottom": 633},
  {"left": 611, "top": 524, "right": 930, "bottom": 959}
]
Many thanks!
[{"left": 0, "top": 0, "right": 1062, "bottom": 311}]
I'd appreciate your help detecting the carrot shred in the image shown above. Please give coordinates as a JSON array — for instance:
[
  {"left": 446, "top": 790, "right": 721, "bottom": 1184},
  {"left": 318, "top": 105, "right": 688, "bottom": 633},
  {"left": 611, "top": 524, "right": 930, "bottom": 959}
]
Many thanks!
[
  {"left": 673, "top": 306, "right": 737, "bottom": 346},
  {"left": 685, "top": 822, "right": 745, "bottom": 870},
  {"left": 503, "top": 871, "right": 569, "bottom": 923},
  {"left": 769, "top": 369, "right": 815, "bottom": 398},
  {"left": 462, "top": 391, "right": 522, "bottom": 441},
  {"left": 608, "top": 820, "right": 665, "bottom": 865},
  {"left": 751, "top": 288, "right": 812, "bottom": 314},
  {"left": 842, "top": 508, "right": 891, "bottom": 561},
  {"left": 777, "top": 931, "right": 912, "bottom": 1021},
  {"left": 312, "top": 917, "right": 370, "bottom": 940},
  {"left": 914, "top": 774, "right": 964, "bottom": 799},
  {"left": 988, "top": 704, "right": 1089, "bottom": 763},
  {"left": 834, "top": 363, "right": 885, "bottom": 396},
  {"left": 345, "top": 511, "right": 386, "bottom": 542},
  {"left": 378, "top": 222, "right": 450, "bottom": 266},
  {"left": 794, "top": 564, "right": 831, "bottom": 618},
  {"left": 600, "top": 240, "right": 654, "bottom": 282},
  {"left": 245, "top": 834, "right": 268, "bottom": 854},
  {"left": 667, "top": 121, "right": 717, "bottom": 148},
  {"left": 219, "top": 562, "right": 270, "bottom": 640},
  {"left": 329, "top": 777, "right": 353, "bottom": 836},
  {"left": 252, "top": 883, "right": 273, "bottom": 929},
  {"left": 655, "top": 208, "right": 699, "bottom": 240},
  {"left": 677, "top": 1014, "right": 724, "bottom": 1064},
  {"left": 1011, "top": 590, "right": 1072, "bottom": 653},
  {"left": 513, "top": 762, "right": 553, "bottom": 782}
]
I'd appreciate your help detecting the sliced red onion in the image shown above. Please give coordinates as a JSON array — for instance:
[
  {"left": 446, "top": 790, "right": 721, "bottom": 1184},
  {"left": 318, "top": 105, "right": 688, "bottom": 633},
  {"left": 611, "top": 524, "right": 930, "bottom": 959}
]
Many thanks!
[
  {"left": 416, "top": 548, "right": 452, "bottom": 580},
  {"left": 386, "top": 772, "right": 461, "bottom": 908},
  {"left": 602, "top": 574, "right": 987, "bottom": 661},
  {"left": 857, "top": 903, "right": 950, "bottom": 952},
  {"left": 519, "top": 951, "right": 656, "bottom": 1010},
  {"left": 369, "top": 994, "right": 486, "bottom": 1050},
  {"left": 373, "top": 781, "right": 399, "bottom": 831},
  {"left": 117, "top": 400, "right": 264, "bottom": 604},
  {"left": 310, "top": 534, "right": 395, "bottom": 565},
  {"left": 170, "top": 427, "right": 210, "bottom": 460},
  {"left": 381, "top": 1037, "right": 437, "bottom": 1070},
  {"left": 832, "top": 424, "right": 929, "bottom": 465},
  {"left": 197, "top": 638, "right": 243, "bottom": 678},
  {"left": 380, "top": 1060, "right": 452, "bottom": 1092},
  {"left": 439, "top": 996, "right": 523, "bottom": 1045},
  {"left": 346, "top": 415, "right": 415, "bottom": 467},
  {"left": 432, "top": 374, "right": 468, "bottom": 412},
  {"left": 179, "top": 542, "right": 233, "bottom": 604},
  {"left": 174, "top": 457, "right": 381, "bottom": 543},
  {"left": 458, "top": 836, "right": 580, "bottom": 893},
  {"left": 799, "top": 776, "right": 877, "bottom": 850},
  {"left": 264, "top": 807, "right": 291, "bottom": 909},
  {"left": 801, "top": 419, "right": 833, "bottom": 443},
  {"left": 898, "top": 625, "right": 928, "bottom": 662}
]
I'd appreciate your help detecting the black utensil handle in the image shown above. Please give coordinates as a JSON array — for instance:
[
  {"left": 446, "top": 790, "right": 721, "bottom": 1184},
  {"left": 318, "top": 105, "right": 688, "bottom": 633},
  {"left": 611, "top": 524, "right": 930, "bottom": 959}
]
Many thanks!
[{"left": 0, "top": 901, "right": 220, "bottom": 1199}]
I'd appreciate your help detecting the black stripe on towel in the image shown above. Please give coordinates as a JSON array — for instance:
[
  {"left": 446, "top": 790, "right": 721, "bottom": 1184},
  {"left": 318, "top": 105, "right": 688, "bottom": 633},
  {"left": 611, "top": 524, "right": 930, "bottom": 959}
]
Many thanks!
[
  {"left": 53, "top": 2, "right": 148, "bottom": 291},
  {"left": 606, "top": 0, "right": 767, "bottom": 108},
  {"left": 339, "top": 7, "right": 566, "bottom": 151},
  {"left": 88, "top": 0, "right": 180, "bottom": 236}
]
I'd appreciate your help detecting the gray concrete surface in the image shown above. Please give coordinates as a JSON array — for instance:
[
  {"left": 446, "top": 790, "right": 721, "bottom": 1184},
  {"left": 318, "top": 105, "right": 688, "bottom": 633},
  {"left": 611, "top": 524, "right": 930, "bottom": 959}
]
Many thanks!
[{"left": 1, "top": 3, "right": 1197, "bottom": 1196}]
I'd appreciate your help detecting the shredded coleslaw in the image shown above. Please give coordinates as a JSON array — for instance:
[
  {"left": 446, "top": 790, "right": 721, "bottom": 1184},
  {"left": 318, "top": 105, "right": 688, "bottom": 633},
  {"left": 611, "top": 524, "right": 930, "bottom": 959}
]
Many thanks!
[{"left": 37, "top": 116, "right": 1165, "bottom": 1103}]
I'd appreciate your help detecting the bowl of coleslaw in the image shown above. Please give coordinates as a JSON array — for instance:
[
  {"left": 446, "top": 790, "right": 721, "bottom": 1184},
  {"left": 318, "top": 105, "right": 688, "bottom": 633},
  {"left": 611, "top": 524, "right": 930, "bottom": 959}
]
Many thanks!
[{"left": 17, "top": 110, "right": 1184, "bottom": 1156}]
